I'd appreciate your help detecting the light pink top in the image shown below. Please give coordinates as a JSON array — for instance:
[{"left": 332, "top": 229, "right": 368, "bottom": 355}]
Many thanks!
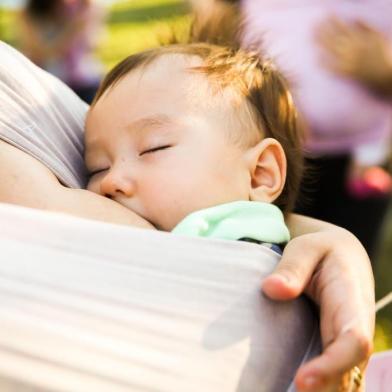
[
  {"left": 366, "top": 351, "right": 392, "bottom": 391},
  {"left": 242, "top": 0, "right": 392, "bottom": 154}
]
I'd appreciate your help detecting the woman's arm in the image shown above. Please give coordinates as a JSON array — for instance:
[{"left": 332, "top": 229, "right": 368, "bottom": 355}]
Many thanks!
[
  {"left": 0, "top": 140, "right": 154, "bottom": 230},
  {"left": 268, "top": 213, "right": 374, "bottom": 391},
  {"left": 286, "top": 213, "right": 344, "bottom": 238}
]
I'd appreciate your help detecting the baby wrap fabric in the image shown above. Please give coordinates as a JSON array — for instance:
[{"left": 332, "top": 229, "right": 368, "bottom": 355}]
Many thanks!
[
  {"left": 0, "top": 204, "right": 321, "bottom": 392},
  {"left": 0, "top": 41, "right": 88, "bottom": 188}
]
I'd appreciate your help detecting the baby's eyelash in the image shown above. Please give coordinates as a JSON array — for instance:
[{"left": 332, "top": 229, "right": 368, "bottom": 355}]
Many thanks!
[
  {"left": 140, "top": 145, "right": 172, "bottom": 156},
  {"left": 89, "top": 168, "right": 108, "bottom": 176}
]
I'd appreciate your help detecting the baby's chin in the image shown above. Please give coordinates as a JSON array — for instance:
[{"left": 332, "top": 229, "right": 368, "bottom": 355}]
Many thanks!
[
  {"left": 149, "top": 216, "right": 184, "bottom": 232},
  {"left": 122, "top": 206, "right": 172, "bottom": 232},
  {"left": 133, "top": 208, "right": 188, "bottom": 232},
  {"left": 105, "top": 196, "right": 183, "bottom": 232},
  {"left": 151, "top": 219, "right": 178, "bottom": 232},
  {"left": 129, "top": 210, "right": 162, "bottom": 230}
]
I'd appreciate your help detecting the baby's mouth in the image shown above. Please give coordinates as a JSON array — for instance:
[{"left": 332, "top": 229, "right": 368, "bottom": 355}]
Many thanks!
[{"left": 111, "top": 197, "right": 160, "bottom": 229}]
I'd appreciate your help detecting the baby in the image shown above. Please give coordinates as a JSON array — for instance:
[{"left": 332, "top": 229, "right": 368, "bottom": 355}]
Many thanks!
[{"left": 85, "top": 43, "right": 303, "bottom": 247}]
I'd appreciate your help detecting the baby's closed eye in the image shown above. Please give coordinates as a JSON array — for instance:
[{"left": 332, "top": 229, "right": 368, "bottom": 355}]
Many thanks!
[
  {"left": 139, "top": 145, "right": 172, "bottom": 156},
  {"left": 88, "top": 167, "right": 109, "bottom": 177}
]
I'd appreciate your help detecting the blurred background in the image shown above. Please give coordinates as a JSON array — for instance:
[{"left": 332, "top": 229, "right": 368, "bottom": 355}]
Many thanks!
[{"left": 0, "top": 0, "right": 390, "bottom": 352}]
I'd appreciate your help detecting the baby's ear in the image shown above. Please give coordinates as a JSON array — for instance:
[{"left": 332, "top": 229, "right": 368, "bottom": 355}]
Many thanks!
[{"left": 246, "top": 138, "right": 287, "bottom": 203}]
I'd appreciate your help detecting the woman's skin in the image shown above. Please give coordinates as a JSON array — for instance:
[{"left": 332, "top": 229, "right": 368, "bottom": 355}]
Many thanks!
[
  {"left": 280, "top": 215, "right": 374, "bottom": 391},
  {"left": 0, "top": 140, "right": 153, "bottom": 229},
  {"left": 318, "top": 17, "right": 392, "bottom": 99},
  {"left": 0, "top": 138, "right": 374, "bottom": 391}
]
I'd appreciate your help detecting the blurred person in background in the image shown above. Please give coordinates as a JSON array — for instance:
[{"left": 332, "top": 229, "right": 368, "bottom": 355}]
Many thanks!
[
  {"left": 318, "top": 17, "right": 392, "bottom": 199},
  {"left": 318, "top": 18, "right": 392, "bottom": 99},
  {"left": 192, "top": 0, "right": 392, "bottom": 260},
  {"left": 17, "top": 0, "right": 106, "bottom": 103}
]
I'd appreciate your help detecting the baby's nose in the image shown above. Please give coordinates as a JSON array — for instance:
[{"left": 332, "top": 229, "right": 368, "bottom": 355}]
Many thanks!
[{"left": 100, "top": 170, "right": 135, "bottom": 198}]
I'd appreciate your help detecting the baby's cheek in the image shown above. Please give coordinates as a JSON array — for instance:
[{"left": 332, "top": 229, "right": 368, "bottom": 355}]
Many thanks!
[
  {"left": 86, "top": 178, "right": 100, "bottom": 194},
  {"left": 150, "top": 194, "right": 188, "bottom": 231}
]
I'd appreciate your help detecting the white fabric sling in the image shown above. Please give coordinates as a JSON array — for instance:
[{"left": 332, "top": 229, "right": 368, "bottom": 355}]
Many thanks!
[
  {"left": 0, "top": 42, "right": 321, "bottom": 391},
  {"left": 0, "top": 204, "right": 320, "bottom": 392}
]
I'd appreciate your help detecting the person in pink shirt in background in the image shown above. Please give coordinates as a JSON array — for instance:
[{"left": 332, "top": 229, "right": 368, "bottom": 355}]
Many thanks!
[
  {"left": 318, "top": 17, "right": 392, "bottom": 199},
  {"left": 17, "top": 0, "right": 106, "bottom": 104},
  {"left": 241, "top": 0, "right": 392, "bottom": 259}
]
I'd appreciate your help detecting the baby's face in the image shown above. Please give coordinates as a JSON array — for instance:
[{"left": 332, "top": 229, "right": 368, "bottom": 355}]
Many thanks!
[{"left": 85, "top": 55, "right": 252, "bottom": 231}]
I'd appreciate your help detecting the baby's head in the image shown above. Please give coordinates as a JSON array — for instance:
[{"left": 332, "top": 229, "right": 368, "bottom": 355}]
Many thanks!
[{"left": 85, "top": 44, "right": 303, "bottom": 231}]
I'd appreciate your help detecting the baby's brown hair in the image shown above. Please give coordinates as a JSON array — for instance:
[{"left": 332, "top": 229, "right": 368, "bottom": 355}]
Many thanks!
[{"left": 93, "top": 43, "right": 303, "bottom": 214}]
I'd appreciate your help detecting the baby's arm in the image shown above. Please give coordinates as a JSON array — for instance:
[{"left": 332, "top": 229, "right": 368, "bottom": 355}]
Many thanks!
[
  {"left": 265, "top": 214, "right": 374, "bottom": 391},
  {"left": 0, "top": 140, "right": 154, "bottom": 230}
]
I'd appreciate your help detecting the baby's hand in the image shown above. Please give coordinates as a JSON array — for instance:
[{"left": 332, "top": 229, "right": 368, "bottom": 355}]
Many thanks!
[
  {"left": 263, "top": 227, "right": 374, "bottom": 391},
  {"left": 317, "top": 17, "right": 392, "bottom": 97}
]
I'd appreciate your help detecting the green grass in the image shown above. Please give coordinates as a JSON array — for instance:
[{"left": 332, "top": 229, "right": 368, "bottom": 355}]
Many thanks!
[
  {"left": 0, "top": 0, "right": 191, "bottom": 70},
  {"left": 0, "top": 0, "right": 391, "bottom": 352},
  {"left": 98, "top": 0, "right": 191, "bottom": 70},
  {"left": 374, "top": 210, "right": 392, "bottom": 351},
  {"left": 0, "top": 7, "right": 16, "bottom": 43}
]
